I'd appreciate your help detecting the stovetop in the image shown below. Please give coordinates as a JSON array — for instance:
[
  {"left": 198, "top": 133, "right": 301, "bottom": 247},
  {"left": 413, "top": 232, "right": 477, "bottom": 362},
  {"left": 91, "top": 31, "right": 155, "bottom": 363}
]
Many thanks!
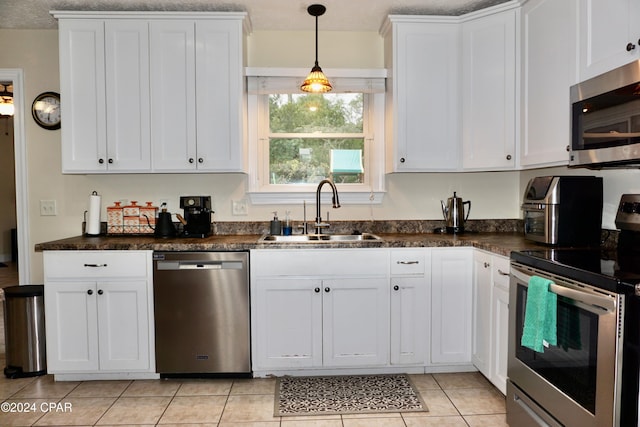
[
  {"left": 511, "top": 248, "right": 639, "bottom": 294},
  {"left": 512, "top": 193, "right": 640, "bottom": 295}
]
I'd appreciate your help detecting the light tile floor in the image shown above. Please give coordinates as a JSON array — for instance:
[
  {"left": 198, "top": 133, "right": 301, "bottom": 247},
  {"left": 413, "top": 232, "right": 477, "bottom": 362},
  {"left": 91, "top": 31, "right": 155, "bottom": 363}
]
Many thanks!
[
  {"left": 0, "top": 370, "right": 507, "bottom": 426},
  {"left": 0, "top": 263, "right": 508, "bottom": 426}
]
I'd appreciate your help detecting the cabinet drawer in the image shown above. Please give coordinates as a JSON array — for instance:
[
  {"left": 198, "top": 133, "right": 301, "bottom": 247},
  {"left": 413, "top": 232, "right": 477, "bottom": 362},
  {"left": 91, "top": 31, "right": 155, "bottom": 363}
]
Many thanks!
[
  {"left": 492, "top": 255, "right": 510, "bottom": 290},
  {"left": 251, "top": 249, "right": 388, "bottom": 277},
  {"left": 390, "top": 249, "right": 426, "bottom": 275},
  {"left": 44, "top": 251, "right": 150, "bottom": 279}
]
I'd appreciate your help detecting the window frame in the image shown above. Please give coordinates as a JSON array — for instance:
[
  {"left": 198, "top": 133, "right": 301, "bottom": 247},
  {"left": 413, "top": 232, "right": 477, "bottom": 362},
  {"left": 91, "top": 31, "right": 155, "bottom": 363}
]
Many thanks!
[{"left": 246, "top": 68, "right": 386, "bottom": 205}]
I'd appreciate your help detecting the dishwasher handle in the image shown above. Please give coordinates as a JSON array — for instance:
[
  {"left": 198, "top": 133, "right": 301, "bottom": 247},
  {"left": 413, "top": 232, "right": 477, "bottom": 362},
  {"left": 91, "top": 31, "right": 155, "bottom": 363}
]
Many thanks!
[{"left": 156, "top": 260, "right": 244, "bottom": 271}]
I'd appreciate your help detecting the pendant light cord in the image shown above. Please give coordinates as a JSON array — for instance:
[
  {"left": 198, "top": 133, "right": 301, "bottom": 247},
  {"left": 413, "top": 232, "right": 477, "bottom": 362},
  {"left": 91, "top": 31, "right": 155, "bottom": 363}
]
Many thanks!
[{"left": 314, "top": 14, "right": 319, "bottom": 67}]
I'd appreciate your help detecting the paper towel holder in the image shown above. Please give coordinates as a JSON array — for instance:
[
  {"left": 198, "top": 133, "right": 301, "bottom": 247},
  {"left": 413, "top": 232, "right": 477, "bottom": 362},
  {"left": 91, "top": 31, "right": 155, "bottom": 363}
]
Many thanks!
[{"left": 84, "top": 190, "right": 103, "bottom": 236}]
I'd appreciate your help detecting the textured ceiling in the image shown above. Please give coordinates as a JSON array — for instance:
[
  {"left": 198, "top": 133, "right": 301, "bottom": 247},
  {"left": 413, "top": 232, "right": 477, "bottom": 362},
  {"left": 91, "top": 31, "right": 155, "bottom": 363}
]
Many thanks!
[{"left": 0, "top": 0, "right": 512, "bottom": 31}]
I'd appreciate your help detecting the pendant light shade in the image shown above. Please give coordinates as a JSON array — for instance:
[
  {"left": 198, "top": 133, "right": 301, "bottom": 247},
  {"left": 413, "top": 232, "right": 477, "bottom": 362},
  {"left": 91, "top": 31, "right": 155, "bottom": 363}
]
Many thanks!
[{"left": 301, "top": 4, "right": 332, "bottom": 93}]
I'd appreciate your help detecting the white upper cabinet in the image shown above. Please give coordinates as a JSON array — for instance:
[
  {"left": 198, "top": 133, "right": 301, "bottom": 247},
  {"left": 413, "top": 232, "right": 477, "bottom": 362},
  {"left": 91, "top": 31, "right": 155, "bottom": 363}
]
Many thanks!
[
  {"left": 58, "top": 18, "right": 152, "bottom": 173},
  {"left": 519, "top": 0, "right": 578, "bottom": 168},
  {"left": 58, "top": 19, "right": 108, "bottom": 173},
  {"left": 149, "top": 20, "right": 197, "bottom": 171},
  {"left": 54, "top": 11, "right": 248, "bottom": 174},
  {"left": 382, "top": 17, "right": 461, "bottom": 172},
  {"left": 150, "top": 18, "right": 246, "bottom": 172},
  {"left": 578, "top": 0, "right": 640, "bottom": 81},
  {"left": 462, "top": 8, "right": 517, "bottom": 171},
  {"left": 105, "top": 20, "right": 151, "bottom": 171}
]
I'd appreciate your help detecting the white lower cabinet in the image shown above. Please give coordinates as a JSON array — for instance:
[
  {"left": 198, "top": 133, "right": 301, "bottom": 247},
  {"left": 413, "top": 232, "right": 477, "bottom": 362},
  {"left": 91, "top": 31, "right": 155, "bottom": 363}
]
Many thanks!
[
  {"left": 251, "top": 249, "right": 389, "bottom": 373},
  {"left": 471, "top": 249, "right": 510, "bottom": 394},
  {"left": 472, "top": 250, "right": 492, "bottom": 375},
  {"left": 390, "top": 249, "right": 430, "bottom": 366},
  {"left": 490, "top": 255, "right": 511, "bottom": 394},
  {"left": 44, "top": 251, "right": 157, "bottom": 380},
  {"left": 431, "top": 248, "right": 474, "bottom": 365},
  {"left": 251, "top": 247, "right": 502, "bottom": 378}
]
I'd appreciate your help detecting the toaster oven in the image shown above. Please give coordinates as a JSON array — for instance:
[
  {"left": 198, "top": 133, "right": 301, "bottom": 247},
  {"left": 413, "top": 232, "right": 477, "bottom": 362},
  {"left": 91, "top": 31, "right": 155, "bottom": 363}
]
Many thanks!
[{"left": 522, "top": 176, "right": 603, "bottom": 246}]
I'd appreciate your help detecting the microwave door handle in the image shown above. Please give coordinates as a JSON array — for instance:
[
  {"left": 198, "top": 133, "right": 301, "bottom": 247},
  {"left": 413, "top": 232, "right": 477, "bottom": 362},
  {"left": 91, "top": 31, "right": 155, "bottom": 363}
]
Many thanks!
[{"left": 511, "top": 266, "right": 617, "bottom": 313}]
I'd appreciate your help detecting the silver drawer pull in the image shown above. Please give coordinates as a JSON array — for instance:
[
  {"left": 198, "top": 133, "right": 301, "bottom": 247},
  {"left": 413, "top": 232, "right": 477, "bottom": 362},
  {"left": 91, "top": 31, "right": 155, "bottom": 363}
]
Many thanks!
[
  {"left": 498, "top": 269, "right": 509, "bottom": 276},
  {"left": 397, "top": 261, "right": 419, "bottom": 265},
  {"left": 84, "top": 263, "right": 107, "bottom": 268}
]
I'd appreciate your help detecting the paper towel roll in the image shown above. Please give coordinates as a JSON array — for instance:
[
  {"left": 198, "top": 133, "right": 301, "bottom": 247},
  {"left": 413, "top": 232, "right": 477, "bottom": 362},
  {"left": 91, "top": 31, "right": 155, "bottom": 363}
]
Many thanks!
[{"left": 86, "top": 191, "right": 102, "bottom": 236}]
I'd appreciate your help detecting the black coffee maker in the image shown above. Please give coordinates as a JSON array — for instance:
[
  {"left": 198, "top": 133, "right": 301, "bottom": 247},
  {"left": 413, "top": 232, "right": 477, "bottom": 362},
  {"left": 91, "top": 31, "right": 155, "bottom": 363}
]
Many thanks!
[{"left": 180, "top": 196, "right": 212, "bottom": 237}]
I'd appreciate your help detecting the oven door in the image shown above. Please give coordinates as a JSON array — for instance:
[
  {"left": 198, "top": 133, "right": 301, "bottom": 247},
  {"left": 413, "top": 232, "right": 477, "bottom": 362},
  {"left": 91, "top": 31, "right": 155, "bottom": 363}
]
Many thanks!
[{"left": 508, "top": 263, "right": 623, "bottom": 427}]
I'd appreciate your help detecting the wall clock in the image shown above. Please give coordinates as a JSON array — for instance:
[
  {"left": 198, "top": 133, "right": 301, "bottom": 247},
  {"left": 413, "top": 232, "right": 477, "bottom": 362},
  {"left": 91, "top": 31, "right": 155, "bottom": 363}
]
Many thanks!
[{"left": 32, "top": 91, "right": 61, "bottom": 130}]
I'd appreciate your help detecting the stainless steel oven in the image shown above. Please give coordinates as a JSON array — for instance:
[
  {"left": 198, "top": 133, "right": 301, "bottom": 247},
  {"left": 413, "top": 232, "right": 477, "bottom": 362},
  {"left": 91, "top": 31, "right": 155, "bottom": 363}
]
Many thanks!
[{"left": 508, "top": 262, "right": 624, "bottom": 427}]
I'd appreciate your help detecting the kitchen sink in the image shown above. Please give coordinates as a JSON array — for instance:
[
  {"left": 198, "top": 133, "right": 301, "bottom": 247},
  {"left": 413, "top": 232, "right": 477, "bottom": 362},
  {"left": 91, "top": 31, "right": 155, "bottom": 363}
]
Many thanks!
[{"left": 258, "top": 233, "right": 383, "bottom": 243}]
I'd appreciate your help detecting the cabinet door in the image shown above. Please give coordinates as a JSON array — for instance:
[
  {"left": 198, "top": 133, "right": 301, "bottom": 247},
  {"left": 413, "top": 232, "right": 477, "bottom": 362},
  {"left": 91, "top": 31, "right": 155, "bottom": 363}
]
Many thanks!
[
  {"left": 387, "top": 21, "right": 460, "bottom": 171},
  {"left": 96, "top": 280, "right": 150, "bottom": 371},
  {"left": 323, "top": 278, "right": 389, "bottom": 367},
  {"left": 195, "top": 20, "right": 244, "bottom": 172},
  {"left": 492, "top": 284, "right": 509, "bottom": 395},
  {"left": 150, "top": 20, "right": 197, "bottom": 171},
  {"left": 471, "top": 250, "right": 492, "bottom": 377},
  {"left": 579, "top": 0, "right": 640, "bottom": 81},
  {"left": 104, "top": 20, "right": 151, "bottom": 171},
  {"left": 431, "top": 248, "right": 473, "bottom": 364},
  {"left": 44, "top": 282, "right": 99, "bottom": 373},
  {"left": 390, "top": 277, "right": 428, "bottom": 365},
  {"left": 59, "top": 19, "right": 107, "bottom": 173},
  {"left": 462, "top": 9, "right": 517, "bottom": 170},
  {"left": 490, "top": 255, "right": 510, "bottom": 395},
  {"left": 253, "top": 278, "right": 323, "bottom": 369},
  {"left": 520, "top": 0, "right": 577, "bottom": 168}
]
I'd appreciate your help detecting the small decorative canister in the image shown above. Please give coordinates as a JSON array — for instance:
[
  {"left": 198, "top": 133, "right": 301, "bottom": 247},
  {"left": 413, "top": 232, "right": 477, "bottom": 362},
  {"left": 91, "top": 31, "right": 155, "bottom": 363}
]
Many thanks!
[
  {"left": 107, "top": 201, "right": 123, "bottom": 234},
  {"left": 123, "top": 201, "right": 140, "bottom": 233}
]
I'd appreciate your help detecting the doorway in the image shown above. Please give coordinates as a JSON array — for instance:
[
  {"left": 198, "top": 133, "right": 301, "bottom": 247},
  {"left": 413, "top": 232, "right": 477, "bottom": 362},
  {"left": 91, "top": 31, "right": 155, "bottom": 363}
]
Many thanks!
[{"left": 0, "top": 69, "right": 30, "bottom": 285}]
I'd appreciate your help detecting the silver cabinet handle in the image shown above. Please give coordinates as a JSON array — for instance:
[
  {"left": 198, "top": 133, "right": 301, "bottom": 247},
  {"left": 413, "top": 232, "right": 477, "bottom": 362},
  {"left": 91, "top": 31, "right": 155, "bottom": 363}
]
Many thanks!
[
  {"left": 498, "top": 269, "right": 509, "bottom": 276},
  {"left": 84, "top": 263, "right": 107, "bottom": 268},
  {"left": 397, "top": 261, "right": 419, "bottom": 265}
]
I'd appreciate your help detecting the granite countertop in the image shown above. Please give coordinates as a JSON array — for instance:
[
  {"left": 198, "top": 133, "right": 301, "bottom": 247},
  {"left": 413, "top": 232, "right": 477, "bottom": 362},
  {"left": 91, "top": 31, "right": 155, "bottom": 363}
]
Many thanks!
[{"left": 35, "top": 231, "right": 543, "bottom": 258}]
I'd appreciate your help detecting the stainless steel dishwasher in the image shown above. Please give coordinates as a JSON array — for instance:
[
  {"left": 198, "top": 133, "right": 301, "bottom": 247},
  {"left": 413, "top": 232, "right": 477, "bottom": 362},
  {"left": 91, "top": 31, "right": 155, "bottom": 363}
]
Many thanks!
[{"left": 152, "top": 252, "right": 250, "bottom": 376}]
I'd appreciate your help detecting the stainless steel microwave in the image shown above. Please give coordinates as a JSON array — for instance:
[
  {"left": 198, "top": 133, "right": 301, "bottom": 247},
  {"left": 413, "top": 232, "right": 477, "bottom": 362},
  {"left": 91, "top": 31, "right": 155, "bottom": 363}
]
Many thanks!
[{"left": 570, "top": 60, "right": 640, "bottom": 168}]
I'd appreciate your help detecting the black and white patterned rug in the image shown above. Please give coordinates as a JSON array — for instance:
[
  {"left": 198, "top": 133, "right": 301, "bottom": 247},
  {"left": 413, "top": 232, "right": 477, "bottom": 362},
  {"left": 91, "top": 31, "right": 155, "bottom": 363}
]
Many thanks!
[{"left": 274, "top": 374, "right": 428, "bottom": 416}]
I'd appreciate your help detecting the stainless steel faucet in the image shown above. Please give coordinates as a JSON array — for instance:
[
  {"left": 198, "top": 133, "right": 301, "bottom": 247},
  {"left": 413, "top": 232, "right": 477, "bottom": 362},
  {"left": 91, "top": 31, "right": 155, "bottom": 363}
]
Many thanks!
[{"left": 315, "top": 179, "right": 340, "bottom": 234}]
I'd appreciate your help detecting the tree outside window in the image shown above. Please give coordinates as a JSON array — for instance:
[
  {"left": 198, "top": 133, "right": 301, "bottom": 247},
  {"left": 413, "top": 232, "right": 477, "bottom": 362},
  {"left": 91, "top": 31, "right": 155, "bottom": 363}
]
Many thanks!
[{"left": 267, "top": 93, "right": 365, "bottom": 184}]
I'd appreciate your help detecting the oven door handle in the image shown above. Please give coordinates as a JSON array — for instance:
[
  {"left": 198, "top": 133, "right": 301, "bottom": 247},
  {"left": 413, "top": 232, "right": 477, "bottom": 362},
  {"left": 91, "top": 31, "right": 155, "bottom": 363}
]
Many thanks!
[{"left": 511, "top": 266, "right": 617, "bottom": 313}]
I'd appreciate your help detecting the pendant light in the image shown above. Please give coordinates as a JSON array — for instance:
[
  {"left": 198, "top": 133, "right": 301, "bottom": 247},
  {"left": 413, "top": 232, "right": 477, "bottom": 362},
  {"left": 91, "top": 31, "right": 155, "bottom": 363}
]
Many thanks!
[{"left": 300, "top": 4, "right": 332, "bottom": 93}]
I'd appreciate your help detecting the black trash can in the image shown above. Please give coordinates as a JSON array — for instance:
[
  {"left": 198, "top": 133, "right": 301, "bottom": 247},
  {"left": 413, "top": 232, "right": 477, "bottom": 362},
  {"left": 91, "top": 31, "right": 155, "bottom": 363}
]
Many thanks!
[{"left": 3, "top": 285, "right": 46, "bottom": 378}]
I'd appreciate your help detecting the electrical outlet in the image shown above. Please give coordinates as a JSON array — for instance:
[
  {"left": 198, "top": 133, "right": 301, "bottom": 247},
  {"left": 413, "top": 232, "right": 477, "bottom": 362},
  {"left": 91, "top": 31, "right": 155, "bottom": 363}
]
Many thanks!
[
  {"left": 232, "top": 199, "right": 249, "bottom": 216},
  {"left": 40, "top": 200, "right": 57, "bottom": 216}
]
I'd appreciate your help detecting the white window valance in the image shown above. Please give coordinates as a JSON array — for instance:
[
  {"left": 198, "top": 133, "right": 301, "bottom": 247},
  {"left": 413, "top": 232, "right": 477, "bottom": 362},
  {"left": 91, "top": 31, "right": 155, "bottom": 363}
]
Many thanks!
[{"left": 245, "top": 68, "right": 386, "bottom": 94}]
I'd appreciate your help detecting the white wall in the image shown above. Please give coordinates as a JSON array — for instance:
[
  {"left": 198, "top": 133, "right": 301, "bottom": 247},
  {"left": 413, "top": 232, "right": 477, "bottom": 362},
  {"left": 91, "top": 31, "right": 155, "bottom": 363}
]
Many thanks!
[{"left": 2, "top": 27, "right": 640, "bottom": 282}]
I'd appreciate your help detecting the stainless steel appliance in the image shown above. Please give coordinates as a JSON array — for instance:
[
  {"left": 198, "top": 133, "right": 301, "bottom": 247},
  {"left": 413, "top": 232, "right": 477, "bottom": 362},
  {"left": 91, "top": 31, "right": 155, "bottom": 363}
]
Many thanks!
[
  {"left": 179, "top": 196, "right": 212, "bottom": 238},
  {"left": 440, "top": 191, "right": 471, "bottom": 233},
  {"left": 522, "top": 176, "right": 603, "bottom": 246},
  {"left": 570, "top": 59, "right": 640, "bottom": 168},
  {"left": 153, "top": 251, "right": 251, "bottom": 376},
  {"left": 507, "top": 195, "right": 640, "bottom": 427}
]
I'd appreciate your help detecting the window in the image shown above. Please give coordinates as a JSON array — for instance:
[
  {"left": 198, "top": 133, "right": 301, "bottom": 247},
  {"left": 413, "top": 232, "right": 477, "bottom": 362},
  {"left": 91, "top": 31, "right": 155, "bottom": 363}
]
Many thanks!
[
  {"left": 246, "top": 70, "right": 386, "bottom": 204},
  {"left": 268, "top": 93, "right": 364, "bottom": 185}
]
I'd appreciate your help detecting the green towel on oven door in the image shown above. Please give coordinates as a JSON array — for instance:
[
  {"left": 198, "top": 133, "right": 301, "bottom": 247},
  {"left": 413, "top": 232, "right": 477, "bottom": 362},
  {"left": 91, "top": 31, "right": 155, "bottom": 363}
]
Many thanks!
[{"left": 521, "top": 275, "right": 557, "bottom": 353}]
